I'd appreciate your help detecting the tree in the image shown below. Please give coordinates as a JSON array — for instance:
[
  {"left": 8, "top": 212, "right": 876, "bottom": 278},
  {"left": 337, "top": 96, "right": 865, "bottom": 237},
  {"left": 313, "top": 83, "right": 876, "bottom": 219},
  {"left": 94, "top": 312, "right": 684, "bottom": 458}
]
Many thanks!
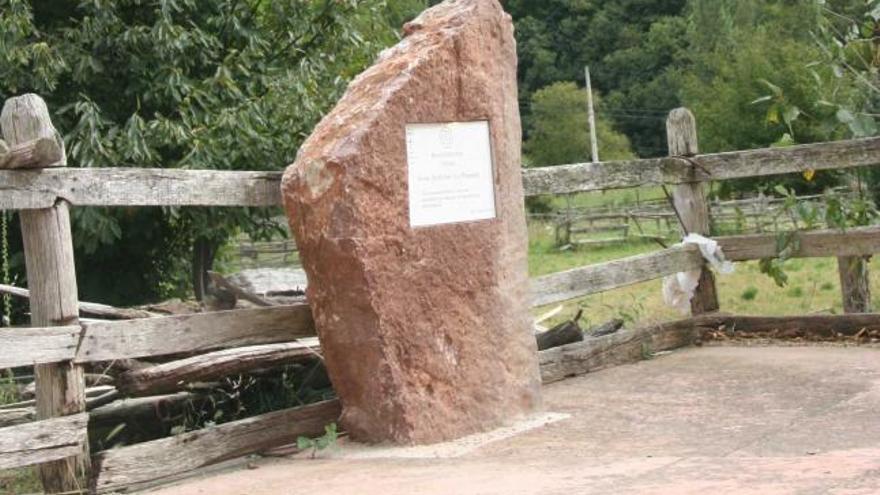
[
  {"left": 506, "top": 0, "right": 688, "bottom": 157},
  {"left": 524, "top": 81, "right": 635, "bottom": 166},
  {"left": 0, "top": 0, "right": 416, "bottom": 305}
]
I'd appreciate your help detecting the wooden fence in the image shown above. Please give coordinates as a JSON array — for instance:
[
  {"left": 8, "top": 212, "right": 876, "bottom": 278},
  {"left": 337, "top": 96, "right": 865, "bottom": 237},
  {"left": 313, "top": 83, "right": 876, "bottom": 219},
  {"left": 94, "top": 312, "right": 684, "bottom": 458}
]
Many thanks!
[
  {"left": 2, "top": 96, "right": 880, "bottom": 493},
  {"left": 546, "top": 189, "right": 857, "bottom": 246}
]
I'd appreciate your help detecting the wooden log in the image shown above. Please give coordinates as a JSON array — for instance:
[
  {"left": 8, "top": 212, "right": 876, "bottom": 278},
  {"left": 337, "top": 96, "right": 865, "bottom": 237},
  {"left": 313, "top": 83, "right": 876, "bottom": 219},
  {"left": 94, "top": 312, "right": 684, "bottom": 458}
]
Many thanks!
[
  {"left": 535, "top": 311, "right": 583, "bottom": 351},
  {"left": 539, "top": 318, "right": 699, "bottom": 384},
  {"left": 530, "top": 245, "right": 704, "bottom": 307},
  {"left": 0, "top": 413, "right": 88, "bottom": 470},
  {"left": 0, "top": 325, "right": 80, "bottom": 368},
  {"left": 0, "top": 135, "right": 65, "bottom": 169},
  {"left": 2, "top": 93, "right": 89, "bottom": 492},
  {"left": 3, "top": 393, "right": 205, "bottom": 428},
  {"left": 88, "top": 392, "right": 201, "bottom": 429},
  {"left": 717, "top": 226, "right": 880, "bottom": 261},
  {"left": 91, "top": 399, "right": 342, "bottom": 493},
  {"left": 0, "top": 283, "right": 157, "bottom": 319},
  {"left": 117, "top": 339, "right": 321, "bottom": 396},
  {"left": 692, "top": 313, "right": 880, "bottom": 337},
  {"left": 0, "top": 167, "right": 282, "bottom": 209},
  {"left": 76, "top": 304, "right": 315, "bottom": 362},
  {"left": 667, "top": 108, "right": 719, "bottom": 315},
  {"left": 838, "top": 256, "right": 872, "bottom": 313}
]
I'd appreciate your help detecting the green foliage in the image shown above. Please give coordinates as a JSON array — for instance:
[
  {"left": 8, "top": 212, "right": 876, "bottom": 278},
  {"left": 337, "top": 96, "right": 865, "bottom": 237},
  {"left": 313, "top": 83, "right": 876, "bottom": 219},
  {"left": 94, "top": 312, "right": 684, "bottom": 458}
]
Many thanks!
[
  {"left": 297, "top": 423, "right": 338, "bottom": 458},
  {"left": 524, "top": 81, "right": 635, "bottom": 166},
  {"left": 506, "top": 0, "right": 688, "bottom": 157},
  {"left": 740, "top": 286, "right": 758, "bottom": 301},
  {"left": 0, "top": 0, "right": 412, "bottom": 304}
]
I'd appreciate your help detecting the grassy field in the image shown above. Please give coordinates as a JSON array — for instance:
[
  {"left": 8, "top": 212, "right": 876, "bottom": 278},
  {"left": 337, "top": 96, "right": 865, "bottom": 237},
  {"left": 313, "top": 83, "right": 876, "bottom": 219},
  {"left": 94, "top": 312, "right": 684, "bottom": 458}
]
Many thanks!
[{"left": 528, "top": 217, "right": 875, "bottom": 328}]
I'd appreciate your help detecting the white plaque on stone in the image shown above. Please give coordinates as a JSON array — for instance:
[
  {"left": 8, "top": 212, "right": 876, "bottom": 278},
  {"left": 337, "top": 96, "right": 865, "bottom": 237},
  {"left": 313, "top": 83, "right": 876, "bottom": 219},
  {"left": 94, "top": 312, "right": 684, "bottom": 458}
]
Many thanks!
[{"left": 406, "top": 121, "right": 497, "bottom": 228}]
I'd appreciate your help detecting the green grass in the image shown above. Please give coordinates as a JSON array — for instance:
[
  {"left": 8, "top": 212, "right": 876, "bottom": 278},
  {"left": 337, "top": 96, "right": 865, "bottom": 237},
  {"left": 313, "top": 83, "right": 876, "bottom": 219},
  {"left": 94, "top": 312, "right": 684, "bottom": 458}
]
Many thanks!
[
  {"left": 0, "top": 469, "right": 40, "bottom": 495},
  {"left": 547, "top": 187, "right": 668, "bottom": 210}
]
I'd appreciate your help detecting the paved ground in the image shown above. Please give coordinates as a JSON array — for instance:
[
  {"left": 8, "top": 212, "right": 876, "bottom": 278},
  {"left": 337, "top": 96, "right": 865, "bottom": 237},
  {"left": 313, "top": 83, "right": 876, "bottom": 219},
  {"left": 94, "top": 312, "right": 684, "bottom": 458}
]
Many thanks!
[{"left": 149, "top": 346, "right": 880, "bottom": 495}]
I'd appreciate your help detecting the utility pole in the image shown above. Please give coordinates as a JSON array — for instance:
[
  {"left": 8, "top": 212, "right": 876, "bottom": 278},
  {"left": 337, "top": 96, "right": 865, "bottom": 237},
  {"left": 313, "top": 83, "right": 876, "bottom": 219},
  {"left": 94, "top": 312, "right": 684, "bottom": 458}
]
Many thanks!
[{"left": 585, "top": 66, "right": 599, "bottom": 164}]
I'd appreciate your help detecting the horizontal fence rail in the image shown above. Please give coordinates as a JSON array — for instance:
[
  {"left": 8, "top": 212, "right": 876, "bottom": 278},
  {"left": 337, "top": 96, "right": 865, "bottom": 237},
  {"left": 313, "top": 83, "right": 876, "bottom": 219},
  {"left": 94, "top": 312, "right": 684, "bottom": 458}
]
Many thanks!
[
  {"left": 532, "top": 225, "right": 880, "bottom": 306},
  {"left": 522, "top": 136, "right": 880, "bottom": 196},
  {"left": 2, "top": 137, "right": 880, "bottom": 209},
  {"left": 0, "top": 305, "right": 315, "bottom": 369},
  {"left": 531, "top": 245, "right": 704, "bottom": 307},
  {"left": 0, "top": 168, "right": 281, "bottom": 209}
]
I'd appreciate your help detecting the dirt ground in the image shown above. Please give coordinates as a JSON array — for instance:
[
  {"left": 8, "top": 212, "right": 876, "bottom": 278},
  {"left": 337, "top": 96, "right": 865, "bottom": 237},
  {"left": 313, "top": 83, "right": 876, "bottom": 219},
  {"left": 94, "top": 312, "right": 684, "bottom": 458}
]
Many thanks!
[{"left": 147, "top": 346, "right": 880, "bottom": 495}]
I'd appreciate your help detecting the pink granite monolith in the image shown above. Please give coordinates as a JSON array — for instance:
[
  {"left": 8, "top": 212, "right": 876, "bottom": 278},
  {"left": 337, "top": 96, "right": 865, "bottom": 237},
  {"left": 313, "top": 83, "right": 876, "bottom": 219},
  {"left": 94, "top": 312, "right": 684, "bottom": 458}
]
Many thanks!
[{"left": 281, "top": 0, "right": 541, "bottom": 444}]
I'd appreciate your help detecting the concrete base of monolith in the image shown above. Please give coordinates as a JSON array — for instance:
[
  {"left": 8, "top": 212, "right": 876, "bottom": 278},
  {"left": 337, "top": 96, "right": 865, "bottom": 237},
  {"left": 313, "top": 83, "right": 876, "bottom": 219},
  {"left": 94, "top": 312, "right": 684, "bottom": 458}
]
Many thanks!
[{"left": 282, "top": 0, "right": 541, "bottom": 445}]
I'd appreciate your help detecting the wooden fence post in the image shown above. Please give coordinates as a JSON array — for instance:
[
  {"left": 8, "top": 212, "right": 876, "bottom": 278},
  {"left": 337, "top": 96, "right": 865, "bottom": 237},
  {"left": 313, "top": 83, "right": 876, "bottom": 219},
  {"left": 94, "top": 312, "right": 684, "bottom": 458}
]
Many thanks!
[
  {"left": 667, "top": 108, "right": 719, "bottom": 314},
  {"left": 838, "top": 255, "right": 871, "bottom": 313},
  {"left": 1, "top": 95, "right": 89, "bottom": 493}
]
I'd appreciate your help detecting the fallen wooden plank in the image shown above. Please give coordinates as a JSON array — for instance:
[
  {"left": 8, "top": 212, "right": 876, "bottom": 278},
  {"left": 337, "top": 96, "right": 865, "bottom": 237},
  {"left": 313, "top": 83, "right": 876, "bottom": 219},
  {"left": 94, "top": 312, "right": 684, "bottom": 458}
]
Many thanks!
[
  {"left": 539, "top": 318, "right": 699, "bottom": 384},
  {"left": 91, "top": 399, "right": 341, "bottom": 493},
  {"left": 0, "top": 283, "right": 156, "bottom": 319},
  {"left": 717, "top": 226, "right": 880, "bottom": 261},
  {"left": 77, "top": 305, "right": 315, "bottom": 362},
  {"left": 0, "top": 413, "right": 88, "bottom": 470},
  {"left": 0, "top": 167, "right": 282, "bottom": 209},
  {"left": 0, "top": 326, "right": 80, "bottom": 368},
  {"left": 118, "top": 339, "right": 321, "bottom": 396},
  {"left": 523, "top": 136, "right": 880, "bottom": 195},
  {"left": 531, "top": 245, "right": 704, "bottom": 306}
]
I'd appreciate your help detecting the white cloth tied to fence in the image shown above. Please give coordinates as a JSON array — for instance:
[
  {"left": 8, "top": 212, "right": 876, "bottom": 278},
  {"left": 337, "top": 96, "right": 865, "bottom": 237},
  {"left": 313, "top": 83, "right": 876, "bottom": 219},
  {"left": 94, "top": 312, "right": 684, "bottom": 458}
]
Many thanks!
[{"left": 662, "top": 234, "right": 734, "bottom": 314}]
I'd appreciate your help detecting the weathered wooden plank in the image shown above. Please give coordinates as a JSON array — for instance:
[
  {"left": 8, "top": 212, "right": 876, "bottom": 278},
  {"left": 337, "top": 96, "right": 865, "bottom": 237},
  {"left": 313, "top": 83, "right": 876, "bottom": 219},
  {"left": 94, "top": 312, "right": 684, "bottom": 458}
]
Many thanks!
[
  {"left": 3, "top": 93, "right": 90, "bottom": 491},
  {"left": 0, "top": 167, "right": 282, "bottom": 209},
  {"left": 531, "top": 245, "right": 704, "bottom": 307},
  {"left": 0, "top": 326, "right": 80, "bottom": 368},
  {"left": 91, "top": 399, "right": 342, "bottom": 493},
  {"left": 717, "top": 226, "right": 880, "bottom": 261},
  {"left": 1, "top": 136, "right": 877, "bottom": 207},
  {"left": 0, "top": 136, "right": 65, "bottom": 169},
  {"left": 0, "top": 413, "right": 88, "bottom": 470},
  {"left": 77, "top": 305, "right": 315, "bottom": 362},
  {"left": 522, "top": 136, "right": 880, "bottom": 196},
  {"left": 668, "top": 108, "right": 718, "bottom": 314},
  {"left": 539, "top": 318, "right": 698, "bottom": 384},
  {"left": 118, "top": 339, "right": 321, "bottom": 396}
]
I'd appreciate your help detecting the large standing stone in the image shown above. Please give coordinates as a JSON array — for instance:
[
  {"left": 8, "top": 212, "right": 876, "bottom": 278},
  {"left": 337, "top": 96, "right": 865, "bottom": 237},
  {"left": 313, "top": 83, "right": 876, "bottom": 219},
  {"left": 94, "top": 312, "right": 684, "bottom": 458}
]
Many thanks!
[{"left": 282, "top": 0, "right": 541, "bottom": 444}]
